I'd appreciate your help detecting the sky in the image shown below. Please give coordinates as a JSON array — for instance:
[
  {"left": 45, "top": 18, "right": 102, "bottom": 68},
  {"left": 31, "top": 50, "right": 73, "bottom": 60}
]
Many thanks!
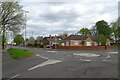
[{"left": 19, "top": 0, "right": 119, "bottom": 39}]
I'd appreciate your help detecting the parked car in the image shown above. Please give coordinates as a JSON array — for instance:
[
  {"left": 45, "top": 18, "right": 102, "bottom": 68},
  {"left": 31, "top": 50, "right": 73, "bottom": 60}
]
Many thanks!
[{"left": 46, "top": 45, "right": 52, "bottom": 48}]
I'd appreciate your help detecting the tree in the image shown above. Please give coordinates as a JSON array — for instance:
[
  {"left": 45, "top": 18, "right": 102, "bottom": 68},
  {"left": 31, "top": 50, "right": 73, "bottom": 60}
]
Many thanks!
[
  {"left": 59, "top": 32, "right": 68, "bottom": 36},
  {"left": 95, "top": 20, "right": 112, "bottom": 38},
  {"left": 0, "top": 2, "right": 24, "bottom": 49},
  {"left": 89, "top": 25, "right": 98, "bottom": 36},
  {"left": 97, "top": 34, "right": 107, "bottom": 46},
  {"left": 28, "top": 37, "right": 35, "bottom": 44},
  {"left": 36, "top": 36, "right": 43, "bottom": 42},
  {"left": 111, "top": 21, "right": 118, "bottom": 43},
  {"left": 25, "top": 38, "right": 29, "bottom": 41},
  {"left": 58, "top": 32, "right": 68, "bottom": 39},
  {"left": 78, "top": 28, "right": 89, "bottom": 36},
  {"left": 14, "top": 34, "right": 24, "bottom": 45}
]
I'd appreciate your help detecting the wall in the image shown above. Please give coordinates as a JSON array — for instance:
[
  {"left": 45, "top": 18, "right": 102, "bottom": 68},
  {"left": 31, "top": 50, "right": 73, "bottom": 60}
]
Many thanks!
[
  {"left": 57, "top": 46, "right": 118, "bottom": 50},
  {"left": 70, "top": 40, "right": 82, "bottom": 46}
]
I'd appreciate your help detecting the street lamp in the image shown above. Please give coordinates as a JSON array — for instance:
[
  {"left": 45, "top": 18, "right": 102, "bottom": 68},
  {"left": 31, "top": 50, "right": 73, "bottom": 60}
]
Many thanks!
[
  {"left": 22, "top": 10, "right": 29, "bottom": 48},
  {"left": 55, "top": 35, "right": 57, "bottom": 49}
]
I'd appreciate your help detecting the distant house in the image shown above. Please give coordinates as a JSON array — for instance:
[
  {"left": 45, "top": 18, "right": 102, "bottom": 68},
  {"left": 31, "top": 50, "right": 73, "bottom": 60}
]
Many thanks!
[
  {"left": 84, "top": 36, "right": 99, "bottom": 46},
  {"left": 36, "top": 36, "right": 44, "bottom": 44},
  {"left": 43, "top": 35, "right": 62, "bottom": 46},
  {"left": 61, "top": 34, "right": 111, "bottom": 46},
  {"left": 26, "top": 37, "right": 35, "bottom": 45},
  {"left": 62, "top": 35, "right": 87, "bottom": 46}
]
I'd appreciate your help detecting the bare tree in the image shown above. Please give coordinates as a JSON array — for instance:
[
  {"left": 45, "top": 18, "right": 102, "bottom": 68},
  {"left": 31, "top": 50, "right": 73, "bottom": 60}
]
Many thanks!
[{"left": 0, "top": 2, "right": 24, "bottom": 49}]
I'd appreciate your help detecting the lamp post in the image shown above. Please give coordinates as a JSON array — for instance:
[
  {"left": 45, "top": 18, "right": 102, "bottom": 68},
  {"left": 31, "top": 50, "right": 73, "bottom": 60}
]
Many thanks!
[
  {"left": 22, "top": 10, "right": 29, "bottom": 48},
  {"left": 55, "top": 35, "right": 57, "bottom": 49}
]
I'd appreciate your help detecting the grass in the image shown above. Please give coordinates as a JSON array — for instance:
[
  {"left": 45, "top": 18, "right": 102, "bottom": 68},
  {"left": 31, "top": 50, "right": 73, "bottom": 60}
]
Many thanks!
[{"left": 7, "top": 48, "right": 33, "bottom": 59}]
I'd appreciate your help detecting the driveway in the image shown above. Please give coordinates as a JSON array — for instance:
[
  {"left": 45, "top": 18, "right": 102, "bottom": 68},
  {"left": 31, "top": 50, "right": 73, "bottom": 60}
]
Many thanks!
[{"left": 2, "top": 46, "right": 118, "bottom": 79}]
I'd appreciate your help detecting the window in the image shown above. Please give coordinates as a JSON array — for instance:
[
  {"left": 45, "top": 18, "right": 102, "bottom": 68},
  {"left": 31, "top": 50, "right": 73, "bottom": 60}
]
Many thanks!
[
  {"left": 86, "top": 42, "right": 92, "bottom": 46},
  {"left": 74, "top": 41, "right": 78, "bottom": 45},
  {"left": 66, "top": 41, "right": 69, "bottom": 46}
]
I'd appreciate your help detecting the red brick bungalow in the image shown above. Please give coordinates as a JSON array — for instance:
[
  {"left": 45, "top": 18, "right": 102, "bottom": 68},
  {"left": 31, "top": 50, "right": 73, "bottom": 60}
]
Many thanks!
[
  {"left": 61, "top": 35, "right": 111, "bottom": 46},
  {"left": 61, "top": 35, "right": 86, "bottom": 46}
]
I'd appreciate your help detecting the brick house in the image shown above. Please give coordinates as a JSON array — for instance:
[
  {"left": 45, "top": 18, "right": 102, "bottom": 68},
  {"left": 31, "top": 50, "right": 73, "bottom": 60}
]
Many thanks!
[
  {"left": 61, "top": 35, "right": 111, "bottom": 46},
  {"left": 62, "top": 35, "right": 87, "bottom": 46},
  {"left": 43, "top": 35, "right": 62, "bottom": 46}
]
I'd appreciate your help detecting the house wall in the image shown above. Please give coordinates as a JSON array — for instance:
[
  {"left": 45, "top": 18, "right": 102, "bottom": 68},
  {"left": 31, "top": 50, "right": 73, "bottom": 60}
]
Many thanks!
[
  {"left": 93, "top": 42, "right": 98, "bottom": 46},
  {"left": 106, "top": 38, "right": 111, "bottom": 45},
  {"left": 70, "top": 40, "right": 82, "bottom": 46},
  {"left": 84, "top": 37, "right": 94, "bottom": 46}
]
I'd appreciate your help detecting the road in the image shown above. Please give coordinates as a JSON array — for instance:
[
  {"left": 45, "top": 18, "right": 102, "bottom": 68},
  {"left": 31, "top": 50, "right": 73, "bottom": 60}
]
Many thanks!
[{"left": 2, "top": 46, "right": 118, "bottom": 79}]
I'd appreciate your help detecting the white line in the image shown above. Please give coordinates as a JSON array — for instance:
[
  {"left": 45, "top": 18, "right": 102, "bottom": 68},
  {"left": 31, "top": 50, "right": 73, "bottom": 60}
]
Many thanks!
[
  {"left": 11, "top": 74, "right": 20, "bottom": 79},
  {"left": 80, "top": 59, "right": 92, "bottom": 62},
  {"left": 106, "top": 55, "right": 110, "bottom": 58},
  {"left": 102, "top": 59, "right": 111, "bottom": 62},
  {"left": 73, "top": 53, "right": 100, "bottom": 57},
  {"left": 28, "top": 59, "right": 62, "bottom": 71},
  {"left": 36, "top": 54, "right": 48, "bottom": 59},
  {"left": 108, "top": 52, "right": 118, "bottom": 54}
]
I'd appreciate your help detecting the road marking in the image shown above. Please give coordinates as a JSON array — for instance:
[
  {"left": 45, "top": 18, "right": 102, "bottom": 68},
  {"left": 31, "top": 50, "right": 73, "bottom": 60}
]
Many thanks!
[
  {"left": 10, "top": 74, "right": 20, "bottom": 79},
  {"left": 108, "top": 52, "right": 118, "bottom": 54},
  {"left": 28, "top": 59, "right": 62, "bottom": 71},
  {"left": 36, "top": 54, "right": 48, "bottom": 59},
  {"left": 73, "top": 53, "right": 100, "bottom": 57},
  {"left": 80, "top": 59, "right": 92, "bottom": 62},
  {"left": 106, "top": 55, "right": 110, "bottom": 58},
  {"left": 102, "top": 59, "right": 111, "bottom": 62}
]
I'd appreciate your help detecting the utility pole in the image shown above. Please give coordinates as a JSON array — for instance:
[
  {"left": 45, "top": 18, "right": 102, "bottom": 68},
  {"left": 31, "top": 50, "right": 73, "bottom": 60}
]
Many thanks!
[
  {"left": 22, "top": 10, "right": 29, "bottom": 48},
  {"left": 32, "top": 31, "right": 33, "bottom": 37},
  {"left": 55, "top": 35, "right": 57, "bottom": 49}
]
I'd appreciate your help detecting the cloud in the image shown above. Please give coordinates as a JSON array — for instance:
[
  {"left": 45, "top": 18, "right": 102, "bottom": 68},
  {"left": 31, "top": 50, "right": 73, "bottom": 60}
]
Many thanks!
[{"left": 20, "top": 1, "right": 118, "bottom": 39}]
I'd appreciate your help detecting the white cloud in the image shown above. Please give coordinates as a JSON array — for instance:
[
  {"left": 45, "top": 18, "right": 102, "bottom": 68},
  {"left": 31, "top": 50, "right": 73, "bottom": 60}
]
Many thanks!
[{"left": 20, "top": 1, "right": 118, "bottom": 38}]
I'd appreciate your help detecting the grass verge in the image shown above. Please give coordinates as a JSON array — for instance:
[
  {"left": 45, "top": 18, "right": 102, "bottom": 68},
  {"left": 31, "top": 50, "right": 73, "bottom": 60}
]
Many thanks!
[{"left": 7, "top": 48, "right": 33, "bottom": 59}]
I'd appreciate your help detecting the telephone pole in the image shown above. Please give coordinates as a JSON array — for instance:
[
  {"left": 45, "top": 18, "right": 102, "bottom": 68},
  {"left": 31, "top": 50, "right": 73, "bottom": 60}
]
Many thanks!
[{"left": 22, "top": 10, "right": 29, "bottom": 48}]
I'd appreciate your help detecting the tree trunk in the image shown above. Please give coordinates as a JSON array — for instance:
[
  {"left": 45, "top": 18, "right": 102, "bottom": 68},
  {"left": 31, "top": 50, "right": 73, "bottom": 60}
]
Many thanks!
[
  {"left": 105, "top": 45, "right": 107, "bottom": 49},
  {"left": 2, "top": 32, "right": 5, "bottom": 49},
  {"left": 2, "top": 26, "right": 5, "bottom": 49}
]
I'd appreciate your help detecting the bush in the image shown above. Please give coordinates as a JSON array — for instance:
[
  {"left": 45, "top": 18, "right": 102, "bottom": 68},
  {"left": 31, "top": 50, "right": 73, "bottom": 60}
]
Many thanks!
[
  {"left": 111, "top": 43, "right": 120, "bottom": 46},
  {"left": 27, "top": 43, "right": 44, "bottom": 47}
]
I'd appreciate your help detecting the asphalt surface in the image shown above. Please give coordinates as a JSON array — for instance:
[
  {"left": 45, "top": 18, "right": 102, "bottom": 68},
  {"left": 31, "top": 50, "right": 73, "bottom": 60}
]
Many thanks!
[
  {"left": 0, "top": 46, "right": 2, "bottom": 79},
  {"left": 2, "top": 46, "right": 118, "bottom": 78}
]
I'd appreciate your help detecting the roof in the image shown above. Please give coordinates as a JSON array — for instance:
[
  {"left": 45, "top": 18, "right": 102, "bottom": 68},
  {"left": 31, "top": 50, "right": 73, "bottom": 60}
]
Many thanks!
[
  {"left": 44, "top": 37, "right": 61, "bottom": 43},
  {"left": 62, "top": 34, "right": 100, "bottom": 42},
  {"left": 63, "top": 35, "right": 87, "bottom": 40},
  {"left": 88, "top": 35, "right": 98, "bottom": 42}
]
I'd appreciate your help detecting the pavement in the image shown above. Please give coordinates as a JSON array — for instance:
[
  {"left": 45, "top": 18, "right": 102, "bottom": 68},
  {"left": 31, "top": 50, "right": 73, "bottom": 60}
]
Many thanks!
[
  {"left": 2, "top": 46, "right": 118, "bottom": 79},
  {"left": 0, "top": 47, "right": 2, "bottom": 80}
]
